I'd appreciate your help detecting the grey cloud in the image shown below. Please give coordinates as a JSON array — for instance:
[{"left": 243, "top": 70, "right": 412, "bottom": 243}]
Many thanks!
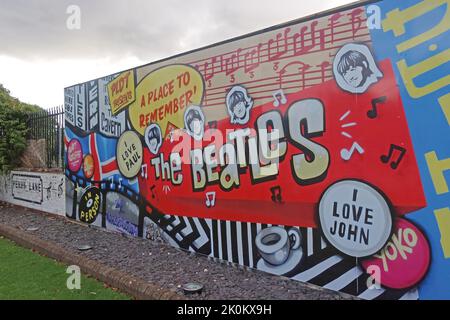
[{"left": 0, "top": 0, "right": 353, "bottom": 62}]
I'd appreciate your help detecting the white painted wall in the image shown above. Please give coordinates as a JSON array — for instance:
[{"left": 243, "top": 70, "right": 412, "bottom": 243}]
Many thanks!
[{"left": 0, "top": 171, "right": 65, "bottom": 216}]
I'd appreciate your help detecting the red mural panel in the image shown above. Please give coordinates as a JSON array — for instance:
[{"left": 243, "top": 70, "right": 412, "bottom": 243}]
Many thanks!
[{"left": 138, "top": 60, "right": 426, "bottom": 227}]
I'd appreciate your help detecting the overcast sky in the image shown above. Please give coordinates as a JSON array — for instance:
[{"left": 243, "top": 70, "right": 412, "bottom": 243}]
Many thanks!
[{"left": 0, "top": 0, "right": 356, "bottom": 108}]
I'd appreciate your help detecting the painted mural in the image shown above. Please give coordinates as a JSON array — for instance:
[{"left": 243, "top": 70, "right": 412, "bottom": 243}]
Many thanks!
[
  {"left": 0, "top": 171, "right": 65, "bottom": 216},
  {"left": 64, "top": 0, "right": 450, "bottom": 300}
]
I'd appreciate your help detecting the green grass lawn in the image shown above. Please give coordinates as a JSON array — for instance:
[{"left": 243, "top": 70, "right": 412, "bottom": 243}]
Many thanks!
[{"left": 0, "top": 236, "right": 131, "bottom": 300}]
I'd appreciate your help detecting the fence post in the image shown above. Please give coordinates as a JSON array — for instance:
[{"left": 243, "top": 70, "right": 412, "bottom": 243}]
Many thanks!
[{"left": 26, "top": 106, "right": 65, "bottom": 170}]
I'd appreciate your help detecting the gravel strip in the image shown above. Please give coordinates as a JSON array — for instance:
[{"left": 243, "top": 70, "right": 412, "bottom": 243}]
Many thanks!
[{"left": 0, "top": 203, "right": 355, "bottom": 300}]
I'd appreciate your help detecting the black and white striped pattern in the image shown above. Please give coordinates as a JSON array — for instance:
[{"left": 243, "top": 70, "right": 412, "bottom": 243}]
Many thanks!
[
  {"left": 209, "top": 220, "right": 282, "bottom": 268},
  {"left": 150, "top": 213, "right": 211, "bottom": 255},
  {"left": 284, "top": 227, "right": 417, "bottom": 300},
  {"left": 65, "top": 172, "right": 419, "bottom": 300},
  {"left": 206, "top": 220, "right": 418, "bottom": 300},
  {"left": 209, "top": 221, "right": 327, "bottom": 270}
]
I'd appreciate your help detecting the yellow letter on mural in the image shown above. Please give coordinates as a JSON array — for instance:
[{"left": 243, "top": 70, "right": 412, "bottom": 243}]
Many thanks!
[
  {"left": 397, "top": 49, "right": 450, "bottom": 98},
  {"left": 425, "top": 151, "right": 450, "bottom": 195},
  {"left": 382, "top": 0, "right": 450, "bottom": 53},
  {"left": 439, "top": 93, "right": 450, "bottom": 126},
  {"left": 435, "top": 207, "right": 450, "bottom": 258}
]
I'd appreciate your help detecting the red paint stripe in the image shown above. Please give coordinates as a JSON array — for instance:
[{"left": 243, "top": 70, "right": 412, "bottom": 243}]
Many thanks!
[
  {"left": 90, "top": 133, "right": 101, "bottom": 182},
  {"left": 102, "top": 161, "right": 118, "bottom": 175}
]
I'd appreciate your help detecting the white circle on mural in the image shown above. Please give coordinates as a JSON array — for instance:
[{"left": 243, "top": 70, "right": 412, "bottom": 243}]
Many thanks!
[
  {"left": 116, "top": 131, "right": 143, "bottom": 179},
  {"left": 318, "top": 180, "right": 392, "bottom": 258}
]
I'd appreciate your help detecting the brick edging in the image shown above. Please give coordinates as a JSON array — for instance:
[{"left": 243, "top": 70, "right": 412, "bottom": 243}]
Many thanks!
[{"left": 0, "top": 223, "right": 185, "bottom": 300}]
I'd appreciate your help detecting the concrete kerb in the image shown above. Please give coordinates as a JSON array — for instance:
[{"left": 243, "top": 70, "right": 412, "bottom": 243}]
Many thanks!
[
  {"left": 0, "top": 202, "right": 358, "bottom": 300},
  {"left": 0, "top": 223, "right": 186, "bottom": 300}
]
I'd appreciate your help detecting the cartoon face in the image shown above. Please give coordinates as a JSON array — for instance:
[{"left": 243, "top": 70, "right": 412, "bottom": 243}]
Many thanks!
[
  {"left": 233, "top": 101, "right": 247, "bottom": 119},
  {"left": 149, "top": 138, "right": 158, "bottom": 152},
  {"left": 144, "top": 123, "right": 163, "bottom": 155},
  {"left": 226, "top": 85, "right": 254, "bottom": 125},
  {"left": 190, "top": 119, "right": 203, "bottom": 136},
  {"left": 342, "top": 65, "right": 365, "bottom": 88},
  {"left": 333, "top": 43, "right": 383, "bottom": 94},
  {"left": 184, "top": 105, "right": 205, "bottom": 141}
]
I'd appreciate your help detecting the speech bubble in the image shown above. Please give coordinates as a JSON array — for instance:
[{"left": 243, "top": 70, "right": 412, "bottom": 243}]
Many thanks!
[
  {"left": 107, "top": 70, "right": 136, "bottom": 115},
  {"left": 128, "top": 64, "right": 204, "bottom": 136},
  {"left": 116, "top": 131, "right": 143, "bottom": 179},
  {"left": 318, "top": 180, "right": 393, "bottom": 258}
]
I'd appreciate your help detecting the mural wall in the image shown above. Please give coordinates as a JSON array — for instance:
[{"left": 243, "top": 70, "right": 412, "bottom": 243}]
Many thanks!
[
  {"left": 0, "top": 171, "right": 65, "bottom": 216},
  {"left": 64, "top": 0, "right": 449, "bottom": 299}
]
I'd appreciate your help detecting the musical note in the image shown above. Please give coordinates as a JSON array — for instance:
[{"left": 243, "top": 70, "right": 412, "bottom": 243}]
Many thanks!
[
  {"left": 118, "top": 178, "right": 123, "bottom": 189},
  {"left": 205, "top": 191, "right": 216, "bottom": 208},
  {"left": 340, "top": 142, "right": 365, "bottom": 161},
  {"left": 109, "top": 177, "right": 114, "bottom": 188},
  {"left": 203, "top": 57, "right": 217, "bottom": 82},
  {"left": 270, "top": 186, "right": 283, "bottom": 204},
  {"left": 278, "top": 61, "right": 311, "bottom": 91},
  {"left": 150, "top": 185, "right": 157, "bottom": 199},
  {"left": 208, "top": 120, "right": 218, "bottom": 130},
  {"left": 141, "top": 164, "right": 148, "bottom": 179},
  {"left": 381, "top": 144, "right": 406, "bottom": 169},
  {"left": 221, "top": 49, "right": 243, "bottom": 76},
  {"left": 293, "top": 21, "right": 325, "bottom": 56},
  {"left": 272, "top": 89, "right": 287, "bottom": 107},
  {"left": 367, "top": 96, "right": 387, "bottom": 119},
  {"left": 244, "top": 43, "right": 263, "bottom": 73},
  {"left": 349, "top": 8, "right": 365, "bottom": 37},
  {"left": 268, "top": 28, "right": 291, "bottom": 61},
  {"left": 45, "top": 183, "right": 52, "bottom": 200},
  {"left": 191, "top": 14, "right": 370, "bottom": 92},
  {"left": 317, "top": 61, "right": 331, "bottom": 83},
  {"left": 58, "top": 179, "right": 64, "bottom": 198},
  {"left": 328, "top": 12, "right": 343, "bottom": 45}
]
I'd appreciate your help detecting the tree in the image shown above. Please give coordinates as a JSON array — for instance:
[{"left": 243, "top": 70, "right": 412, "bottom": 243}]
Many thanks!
[{"left": 0, "top": 84, "right": 43, "bottom": 173}]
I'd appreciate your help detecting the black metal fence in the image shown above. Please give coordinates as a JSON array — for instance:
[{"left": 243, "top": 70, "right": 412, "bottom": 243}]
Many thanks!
[{"left": 27, "top": 106, "right": 64, "bottom": 168}]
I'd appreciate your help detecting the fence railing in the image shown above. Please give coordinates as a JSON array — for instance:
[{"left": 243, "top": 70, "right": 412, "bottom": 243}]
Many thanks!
[{"left": 27, "top": 106, "right": 65, "bottom": 169}]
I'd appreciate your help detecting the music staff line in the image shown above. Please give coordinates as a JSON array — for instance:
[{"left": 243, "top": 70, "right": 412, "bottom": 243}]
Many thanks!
[
  {"left": 204, "top": 76, "right": 333, "bottom": 107},
  {"left": 194, "top": 31, "right": 370, "bottom": 80},
  {"left": 201, "top": 65, "right": 335, "bottom": 107},
  {"left": 201, "top": 37, "right": 370, "bottom": 95},
  {"left": 189, "top": 20, "right": 369, "bottom": 80},
  {"left": 203, "top": 74, "right": 333, "bottom": 107},
  {"left": 205, "top": 64, "right": 333, "bottom": 93},
  {"left": 193, "top": 32, "right": 370, "bottom": 87},
  {"left": 203, "top": 85, "right": 323, "bottom": 109},
  {"left": 197, "top": 35, "right": 370, "bottom": 109},
  {"left": 188, "top": 12, "right": 367, "bottom": 67}
]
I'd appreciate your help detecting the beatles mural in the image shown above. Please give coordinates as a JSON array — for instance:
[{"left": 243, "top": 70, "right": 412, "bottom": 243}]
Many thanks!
[{"left": 65, "top": 0, "right": 450, "bottom": 299}]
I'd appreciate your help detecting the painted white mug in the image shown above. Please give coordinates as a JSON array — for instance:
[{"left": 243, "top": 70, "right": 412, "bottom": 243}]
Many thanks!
[{"left": 255, "top": 226, "right": 301, "bottom": 266}]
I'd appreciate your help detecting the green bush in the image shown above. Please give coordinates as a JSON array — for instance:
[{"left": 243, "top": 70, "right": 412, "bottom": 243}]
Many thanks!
[{"left": 0, "top": 84, "right": 42, "bottom": 173}]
